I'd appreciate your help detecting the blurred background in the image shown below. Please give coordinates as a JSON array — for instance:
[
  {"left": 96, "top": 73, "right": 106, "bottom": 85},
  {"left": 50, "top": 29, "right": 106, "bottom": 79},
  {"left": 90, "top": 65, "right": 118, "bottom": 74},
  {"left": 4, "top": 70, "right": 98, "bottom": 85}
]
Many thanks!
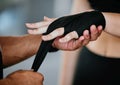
[{"left": 0, "top": 0, "right": 72, "bottom": 85}]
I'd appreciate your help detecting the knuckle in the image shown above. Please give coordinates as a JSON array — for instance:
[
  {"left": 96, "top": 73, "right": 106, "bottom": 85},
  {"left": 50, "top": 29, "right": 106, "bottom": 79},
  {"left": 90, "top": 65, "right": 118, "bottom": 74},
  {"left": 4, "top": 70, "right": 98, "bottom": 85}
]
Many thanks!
[
  {"left": 40, "top": 75, "right": 44, "bottom": 81},
  {"left": 83, "top": 41, "right": 89, "bottom": 45},
  {"left": 36, "top": 73, "right": 44, "bottom": 81}
]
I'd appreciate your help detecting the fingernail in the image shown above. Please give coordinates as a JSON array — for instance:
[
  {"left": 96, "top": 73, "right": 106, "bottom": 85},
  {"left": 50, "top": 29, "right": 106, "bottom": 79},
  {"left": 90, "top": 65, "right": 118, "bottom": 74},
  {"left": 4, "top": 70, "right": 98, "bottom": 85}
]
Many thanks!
[
  {"left": 59, "top": 39, "right": 63, "bottom": 42},
  {"left": 44, "top": 16, "right": 46, "bottom": 19},
  {"left": 86, "top": 30, "right": 89, "bottom": 35},
  {"left": 99, "top": 26, "right": 103, "bottom": 30},
  {"left": 80, "top": 36, "right": 84, "bottom": 40},
  {"left": 86, "top": 33, "right": 89, "bottom": 38},
  {"left": 92, "top": 28, "right": 97, "bottom": 33},
  {"left": 44, "top": 16, "right": 47, "bottom": 19}
]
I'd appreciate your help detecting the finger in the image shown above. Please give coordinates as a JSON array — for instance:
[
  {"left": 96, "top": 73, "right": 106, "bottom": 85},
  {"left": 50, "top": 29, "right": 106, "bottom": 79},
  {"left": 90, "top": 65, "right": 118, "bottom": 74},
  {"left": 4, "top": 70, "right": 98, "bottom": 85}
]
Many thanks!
[
  {"left": 44, "top": 16, "right": 53, "bottom": 21},
  {"left": 82, "top": 30, "right": 90, "bottom": 45},
  {"left": 90, "top": 25, "right": 99, "bottom": 41},
  {"left": 71, "top": 36, "right": 84, "bottom": 50},
  {"left": 42, "top": 27, "right": 64, "bottom": 41},
  {"left": 83, "top": 30, "right": 90, "bottom": 39},
  {"left": 44, "top": 16, "right": 56, "bottom": 21},
  {"left": 59, "top": 31, "right": 79, "bottom": 43},
  {"left": 97, "top": 25, "right": 103, "bottom": 36},
  {"left": 26, "top": 21, "right": 51, "bottom": 29},
  {"left": 53, "top": 36, "right": 84, "bottom": 50},
  {"left": 44, "top": 16, "right": 50, "bottom": 21},
  {"left": 28, "top": 25, "right": 48, "bottom": 34}
]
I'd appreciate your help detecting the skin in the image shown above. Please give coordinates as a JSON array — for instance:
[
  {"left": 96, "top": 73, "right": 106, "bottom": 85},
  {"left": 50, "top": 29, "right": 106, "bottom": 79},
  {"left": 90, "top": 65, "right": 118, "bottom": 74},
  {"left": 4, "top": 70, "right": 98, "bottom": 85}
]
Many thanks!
[
  {"left": 0, "top": 70, "right": 44, "bottom": 85},
  {"left": 0, "top": 34, "right": 43, "bottom": 85},
  {"left": 26, "top": 17, "right": 103, "bottom": 85},
  {"left": 25, "top": 11, "right": 103, "bottom": 85},
  {"left": 26, "top": 16, "right": 103, "bottom": 51},
  {"left": 0, "top": 34, "right": 41, "bottom": 67},
  {"left": 61, "top": 0, "right": 120, "bottom": 85},
  {"left": 25, "top": 0, "right": 120, "bottom": 85}
]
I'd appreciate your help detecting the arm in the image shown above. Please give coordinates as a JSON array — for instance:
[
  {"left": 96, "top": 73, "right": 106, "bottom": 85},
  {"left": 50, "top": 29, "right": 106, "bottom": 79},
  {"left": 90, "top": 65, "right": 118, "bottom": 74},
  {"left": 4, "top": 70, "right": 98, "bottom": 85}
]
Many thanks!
[
  {"left": 72, "top": 0, "right": 120, "bottom": 37},
  {"left": 103, "top": 12, "right": 120, "bottom": 37},
  {"left": 0, "top": 34, "right": 41, "bottom": 67}
]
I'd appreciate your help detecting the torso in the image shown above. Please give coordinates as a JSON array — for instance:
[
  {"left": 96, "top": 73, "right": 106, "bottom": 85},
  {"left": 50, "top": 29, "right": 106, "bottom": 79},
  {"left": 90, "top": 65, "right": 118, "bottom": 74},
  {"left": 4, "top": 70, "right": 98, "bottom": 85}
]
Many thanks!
[
  {"left": 87, "top": 32, "right": 120, "bottom": 58},
  {"left": 87, "top": 0, "right": 120, "bottom": 58}
]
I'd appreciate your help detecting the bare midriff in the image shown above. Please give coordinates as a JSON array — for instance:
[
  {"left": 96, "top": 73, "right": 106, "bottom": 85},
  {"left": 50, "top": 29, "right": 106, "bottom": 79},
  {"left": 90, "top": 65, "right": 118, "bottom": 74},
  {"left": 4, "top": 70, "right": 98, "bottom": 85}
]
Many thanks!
[{"left": 87, "top": 31, "right": 120, "bottom": 58}]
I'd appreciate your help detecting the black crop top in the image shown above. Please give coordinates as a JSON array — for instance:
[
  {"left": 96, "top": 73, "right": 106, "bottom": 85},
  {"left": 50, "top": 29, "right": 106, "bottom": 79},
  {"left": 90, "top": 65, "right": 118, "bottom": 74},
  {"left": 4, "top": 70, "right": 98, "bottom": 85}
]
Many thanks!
[{"left": 88, "top": 0, "right": 120, "bottom": 13}]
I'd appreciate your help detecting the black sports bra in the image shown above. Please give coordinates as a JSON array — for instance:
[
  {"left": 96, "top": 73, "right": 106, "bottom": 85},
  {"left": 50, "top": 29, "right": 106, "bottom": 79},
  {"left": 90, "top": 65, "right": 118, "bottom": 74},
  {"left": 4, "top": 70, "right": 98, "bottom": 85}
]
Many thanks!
[{"left": 89, "top": 0, "right": 120, "bottom": 13}]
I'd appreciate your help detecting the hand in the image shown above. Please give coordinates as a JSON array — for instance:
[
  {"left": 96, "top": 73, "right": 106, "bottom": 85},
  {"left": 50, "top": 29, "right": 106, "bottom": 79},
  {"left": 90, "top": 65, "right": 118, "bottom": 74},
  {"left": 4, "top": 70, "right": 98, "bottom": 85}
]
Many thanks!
[
  {"left": 26, "top": 17, "right": 103, "bottom": 50},
  {"left": 26, "top": 16, "right": 56, "bottom": 35},
  {"left": 51, "top": 25, "right": 103, "bottom": 50},
  {"left": 5, "top": 70, "right": 44, "bottom": 85}
]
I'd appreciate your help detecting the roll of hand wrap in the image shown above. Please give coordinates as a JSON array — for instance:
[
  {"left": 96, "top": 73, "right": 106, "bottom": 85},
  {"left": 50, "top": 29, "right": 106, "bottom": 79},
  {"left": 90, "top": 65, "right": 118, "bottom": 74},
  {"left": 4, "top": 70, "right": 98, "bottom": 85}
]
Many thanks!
[{"left": 32, "top": 11, "right": 106, "bottom": 71}]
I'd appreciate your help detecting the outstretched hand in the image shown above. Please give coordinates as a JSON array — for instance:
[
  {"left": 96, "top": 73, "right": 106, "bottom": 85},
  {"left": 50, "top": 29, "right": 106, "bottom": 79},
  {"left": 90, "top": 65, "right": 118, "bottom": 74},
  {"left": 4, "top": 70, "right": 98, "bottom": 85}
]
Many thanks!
[{"left": 26, "top": 16, "right": 103, "bottom": 50}]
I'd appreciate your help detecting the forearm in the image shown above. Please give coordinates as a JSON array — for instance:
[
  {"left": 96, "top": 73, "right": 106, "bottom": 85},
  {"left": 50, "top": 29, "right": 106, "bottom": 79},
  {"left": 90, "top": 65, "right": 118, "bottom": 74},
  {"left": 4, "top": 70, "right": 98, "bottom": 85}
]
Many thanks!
[
  {"left": 0, "top": 34, "right": 41, "bottom": 67},
  {"left": 72, "top": 0, "right": 120, "bottom": 37},
  {"left": 103, "top": 12, "right": 120, "bottom": 37}
]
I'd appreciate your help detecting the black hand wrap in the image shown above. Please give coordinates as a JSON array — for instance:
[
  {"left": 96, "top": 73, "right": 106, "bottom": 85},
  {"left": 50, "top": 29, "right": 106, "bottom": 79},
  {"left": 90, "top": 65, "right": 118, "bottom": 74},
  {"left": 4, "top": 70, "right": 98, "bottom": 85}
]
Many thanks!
[
  {"left": 31, "top": 11, "right": 106, "bottom": 71},
  {"left": 49, "top": 11, "right": 106, "bottom": 52}
]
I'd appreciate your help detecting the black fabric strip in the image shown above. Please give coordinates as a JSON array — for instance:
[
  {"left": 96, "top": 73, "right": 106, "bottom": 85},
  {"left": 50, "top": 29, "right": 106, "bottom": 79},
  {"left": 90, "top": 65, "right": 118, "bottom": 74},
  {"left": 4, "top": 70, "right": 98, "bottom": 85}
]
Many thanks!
[
  {"left": 31, "top": 11, "right": 106, "bottom": 71},
  {"left": 31, "top": 40, "right": 53, "bottom": 71}
]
